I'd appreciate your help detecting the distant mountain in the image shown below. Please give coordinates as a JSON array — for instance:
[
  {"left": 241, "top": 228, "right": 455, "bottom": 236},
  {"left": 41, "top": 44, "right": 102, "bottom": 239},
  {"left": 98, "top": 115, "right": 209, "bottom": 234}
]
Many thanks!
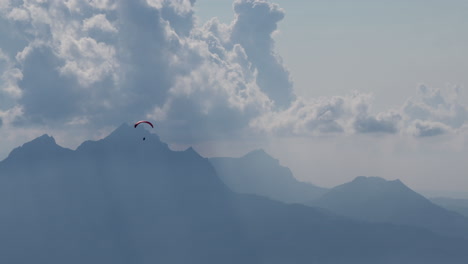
[
  {"left": 1, "top": 126, "right": 468, "bottom": 264},
  {"left": 210, "top": 149, "right": 328, "bottom": 203},
  {"left": 310, "top": 176, "right": 468, "bottom": 239},
  {"left": 431, "top": 197, "right": 468, "bottom": 218}
]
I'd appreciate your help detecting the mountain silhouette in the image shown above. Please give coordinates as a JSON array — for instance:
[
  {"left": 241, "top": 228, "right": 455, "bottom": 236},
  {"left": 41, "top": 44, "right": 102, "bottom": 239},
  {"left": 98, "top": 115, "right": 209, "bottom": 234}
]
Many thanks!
[
  {"left": 431, "top": 197, "right": 468, "bottom": 218},
  {"left": 1, "top": 125, "right": 468, "bottom": 264},
  {"left": 210, "top": 149, "right": 328, "bottom": 203},
  {"left": 311, "top": 176, "right": 468, "bottom": 239}
]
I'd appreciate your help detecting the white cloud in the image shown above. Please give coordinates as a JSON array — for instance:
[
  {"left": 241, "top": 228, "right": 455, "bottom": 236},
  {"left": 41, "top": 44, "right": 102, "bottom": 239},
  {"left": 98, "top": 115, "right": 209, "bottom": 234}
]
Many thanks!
[
  {"left": 0, "top": 0, "right": 467, "bottom": 153},
  {"left": 1, "top": 67, "right": 23, "bottom": 98},
  {"left": 146, "top": 0, "right": 192, "bottom": 15},
  {"left": 58, "top": 36, "right": 118, "bottom": 86},
  {"left": 0, "top": 49, "right": 22, "bottom": 100},
  {"left": 0, "top": 0, "right": 11, "bottom": 10},
  {"left": 87, "top": 0, "right": 117, "bottom": 10},
  {"left": 231, "top": 0, "right": 294, "bottom": 109},
  {"left": 0, "top": 105, "right": 24, "bottom": 126},
  {"left": 82, "top": 14, "right": 117, "bottom": 33},
  {"left": 409, "top": 120, "right": 451, "bottom": 137},
  {"left": 354, "top": 111, "right": 401, "bottom": 134},
  {"left": 146, "top": 0, "right": 164, "bottom": 10},
  {"left": 250, "top": 93, "right": 403, "bottom": 136},
  {"left": 403, "top": 85, "right": 468, "bottom": 132},
  {"left": 7, "top": 7, "right": 30, "bottom": 21}
]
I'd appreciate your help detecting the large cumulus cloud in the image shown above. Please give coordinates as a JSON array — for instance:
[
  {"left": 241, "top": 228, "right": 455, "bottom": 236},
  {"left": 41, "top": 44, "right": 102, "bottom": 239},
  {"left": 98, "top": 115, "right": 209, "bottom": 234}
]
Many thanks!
[
  {"left": 0, "top": 0, "right": 289, "bottom": 142},
  {"left": 1, "top": 0, "right": 468, "bottom": 152}
]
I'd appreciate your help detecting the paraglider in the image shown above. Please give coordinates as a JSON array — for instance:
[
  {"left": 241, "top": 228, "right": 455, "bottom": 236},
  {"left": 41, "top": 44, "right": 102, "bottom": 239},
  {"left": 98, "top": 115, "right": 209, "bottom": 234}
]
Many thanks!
[
  {"left": 134, "top": 120, "right": 154, "bottom": 128},
  {"left": 134, "top": 120, "right": 154, "bottom": 141}
]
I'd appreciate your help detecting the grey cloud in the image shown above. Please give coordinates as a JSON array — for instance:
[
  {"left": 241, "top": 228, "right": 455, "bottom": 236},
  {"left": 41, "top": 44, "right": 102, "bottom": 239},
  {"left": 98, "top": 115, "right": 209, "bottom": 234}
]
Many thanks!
[
  {"left": 403, "top": 85, "right": 468, "bottom": 130},
  {"left": 250, "top": 96, "right": 350, "bottom": 136},
  {"left": 0, "top": 16, "right": 29, "bottom": 59},
  {"left": 7, "top": 7, "right": 30, "bottom": 21},
  {"left": 17, "top": 46, "right": 84, "bottom": 125},
  {"left": 411, "top": 121, "right": 450, "bottom": 137},
  {"left": 403, "top": 100, "right": 431, "bottom": 121},
  {"left": 2, "top": 0, "right": 467, "bottom": 143},
  {"left": 231, "top": 0, "right": 295, "bottom": 109},
  {"left": 251, "top": 93, "right": 406, "bottom": 136},
  {"left": 1, "top": 0, "right": 180, "bottom": 126},
  {"left": 354, "top": 114, "right": 400, "bottom": 134},
  {"left": 82, "top": 14, "right": 117, "bottom": 33},
  {"left": 160, "top": 0, "right": 195, "bottom": 37},
  {"left": 1, "top": 1, "right": 118, "bottom": 126},
  {"left": 0, "top": 0, "right": 276, "bottom": 142},
  {"left": 152, "top": 43, "right": 271, "bottom": 142},
  {"left": 115, "top": 0, "right": 174, "bottom": 114},
  {"left": 354, "top": 118, "right": 397, "bottom": 134},
  {"left": 0, "top": 117, "right": 3, "bottom": 128},
  {"left": 418, "top": 85, "right": 446, "bottom": 108},
  {"left": 0, "top": 49, "right": 20, "bottom": 107},
  {"left": 156, "top": 96, "right": 253, "bottom": 143}
]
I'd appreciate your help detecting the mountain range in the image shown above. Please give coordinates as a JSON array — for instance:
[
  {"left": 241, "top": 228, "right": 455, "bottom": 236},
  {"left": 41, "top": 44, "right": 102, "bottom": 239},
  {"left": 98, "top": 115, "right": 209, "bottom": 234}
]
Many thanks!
[
  {"left": 309, "top": 176, "right": 468, "bottom": 240},
  {"left": 1, "top": 124, "right": 467, "bottom": 264},
  {"left": 430, "top": 197, "right": 468, "bottom": 218},
  {"left": 210, "top": 147, "right": 468, "bottom": 241},
  {"left": 209, "top": 149, "right": 328, "bottom": 203}
]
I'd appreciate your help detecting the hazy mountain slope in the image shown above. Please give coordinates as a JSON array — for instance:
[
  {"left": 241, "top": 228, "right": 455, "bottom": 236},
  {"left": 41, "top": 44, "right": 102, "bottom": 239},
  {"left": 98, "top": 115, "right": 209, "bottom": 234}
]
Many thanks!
[
  {"left": 311, "top": 176, "right": 468, "bottom": 239},
  {"left": 210, "top": 150, "right": 328, "bottom": 203},
  {"left": 431, "top": 197, "right": 468, "bottom": 218},
  {"left": 233, "top": 194, "right": 468, "bottom": 264},
  {"left": 0, "top": 125, "right": 467, "bottom": 264},
  {"left": 0, "top": 125, "right": 248, "bottom": 264}
]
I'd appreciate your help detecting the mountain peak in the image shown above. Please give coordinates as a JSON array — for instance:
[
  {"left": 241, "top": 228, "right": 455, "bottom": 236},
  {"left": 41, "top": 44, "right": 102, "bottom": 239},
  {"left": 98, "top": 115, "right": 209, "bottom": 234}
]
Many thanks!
[
  {"left": 107, "top": 122, "right": 143, "bottom": 138},
  {"left": 245, "top": 149, "right": 267, "bottom": 156},
  {"left": 352, "top": 176, "right": 387, "bottom": 184},
  {"left": 30, "top": 133, "right": 56, "bottom": 145},
  {"left": 16, "top": 134, "right": 58, "bottom": 151},
  {"left": 332, "top": 176, "right": 409, "bottom": 194},
  {"left": 4, "top": 134, "right": 70, "bottom": 162},
  {"left": 314, "top": 175, "right": 468, "bottom": 240},
  {"left": 76, "top": 122, "right": 168, "bottom": 154},
  {"left": 243, "top": 149, "right": 278, "bottom": 163},
  {"left": 184, "top": 146, "right": 197, "bottom": 154},
  {"left": 348, "top": 176, "right": 407, "bottom": 189}
]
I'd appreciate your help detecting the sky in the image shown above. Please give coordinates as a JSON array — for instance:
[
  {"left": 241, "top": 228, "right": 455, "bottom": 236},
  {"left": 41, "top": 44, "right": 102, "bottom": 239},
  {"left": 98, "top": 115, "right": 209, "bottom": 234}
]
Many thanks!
[{"left": 1, "top": 0, "right": 467, "bottom": 196}]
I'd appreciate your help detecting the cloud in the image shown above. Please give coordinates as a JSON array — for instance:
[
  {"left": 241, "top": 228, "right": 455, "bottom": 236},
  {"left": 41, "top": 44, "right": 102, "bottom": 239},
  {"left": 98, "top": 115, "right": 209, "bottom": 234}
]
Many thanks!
[
  {"left": 231, "top": 0, "right": 294, "bottom": 109},
  {"left": 250, "top": 84, "right": 468, "bottom": 138},
  {"left": 410, "top": 120, "right": 451, "bottom": 137},
  {"left": 0, "top": 106, "right": 23, "bottom": 127},
  {"left": 250, "top": 96, "right": 345, "bottom": 136},
  {"left": 82, "top": 14, "right": 117, "bottom": 33},
  {"left": 159, "top": 0, "right": 195, "bottom": 37},
  {"left": 0, "top": 0, "right": 467, "bottom": 152},
  {"left": 7, "top": 7, "right": 30, "bottom": 21},
  {"left": 354, "top": 112, "right": 401, "bottom": 134},
  {"left": 16, "top": 45, "right": 84, "bottom": 125},
  {"left": 250, "top": 93, "right": 403, "bottom": 136},
  {"left": 0, "top": 48, "right": 22, "bottom": 104},
  {"left": 402, "top": 85, "right": 468, "bottom": 136},
  {"left": 148, "top": 30, "right": 272, "bottom": 142}
]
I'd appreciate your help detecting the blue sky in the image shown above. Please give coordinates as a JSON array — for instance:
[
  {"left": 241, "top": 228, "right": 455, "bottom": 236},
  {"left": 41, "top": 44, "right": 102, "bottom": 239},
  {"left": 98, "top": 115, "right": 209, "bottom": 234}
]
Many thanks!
[{"left": 1, "top": 0, "right": 467, "bottom": 195}]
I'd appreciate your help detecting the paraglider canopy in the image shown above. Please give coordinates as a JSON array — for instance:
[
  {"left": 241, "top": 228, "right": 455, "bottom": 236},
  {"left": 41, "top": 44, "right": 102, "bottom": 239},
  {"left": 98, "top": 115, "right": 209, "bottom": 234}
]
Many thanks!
[{"left": 134, "top": 120, "right": 154, "bottom": 128}]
